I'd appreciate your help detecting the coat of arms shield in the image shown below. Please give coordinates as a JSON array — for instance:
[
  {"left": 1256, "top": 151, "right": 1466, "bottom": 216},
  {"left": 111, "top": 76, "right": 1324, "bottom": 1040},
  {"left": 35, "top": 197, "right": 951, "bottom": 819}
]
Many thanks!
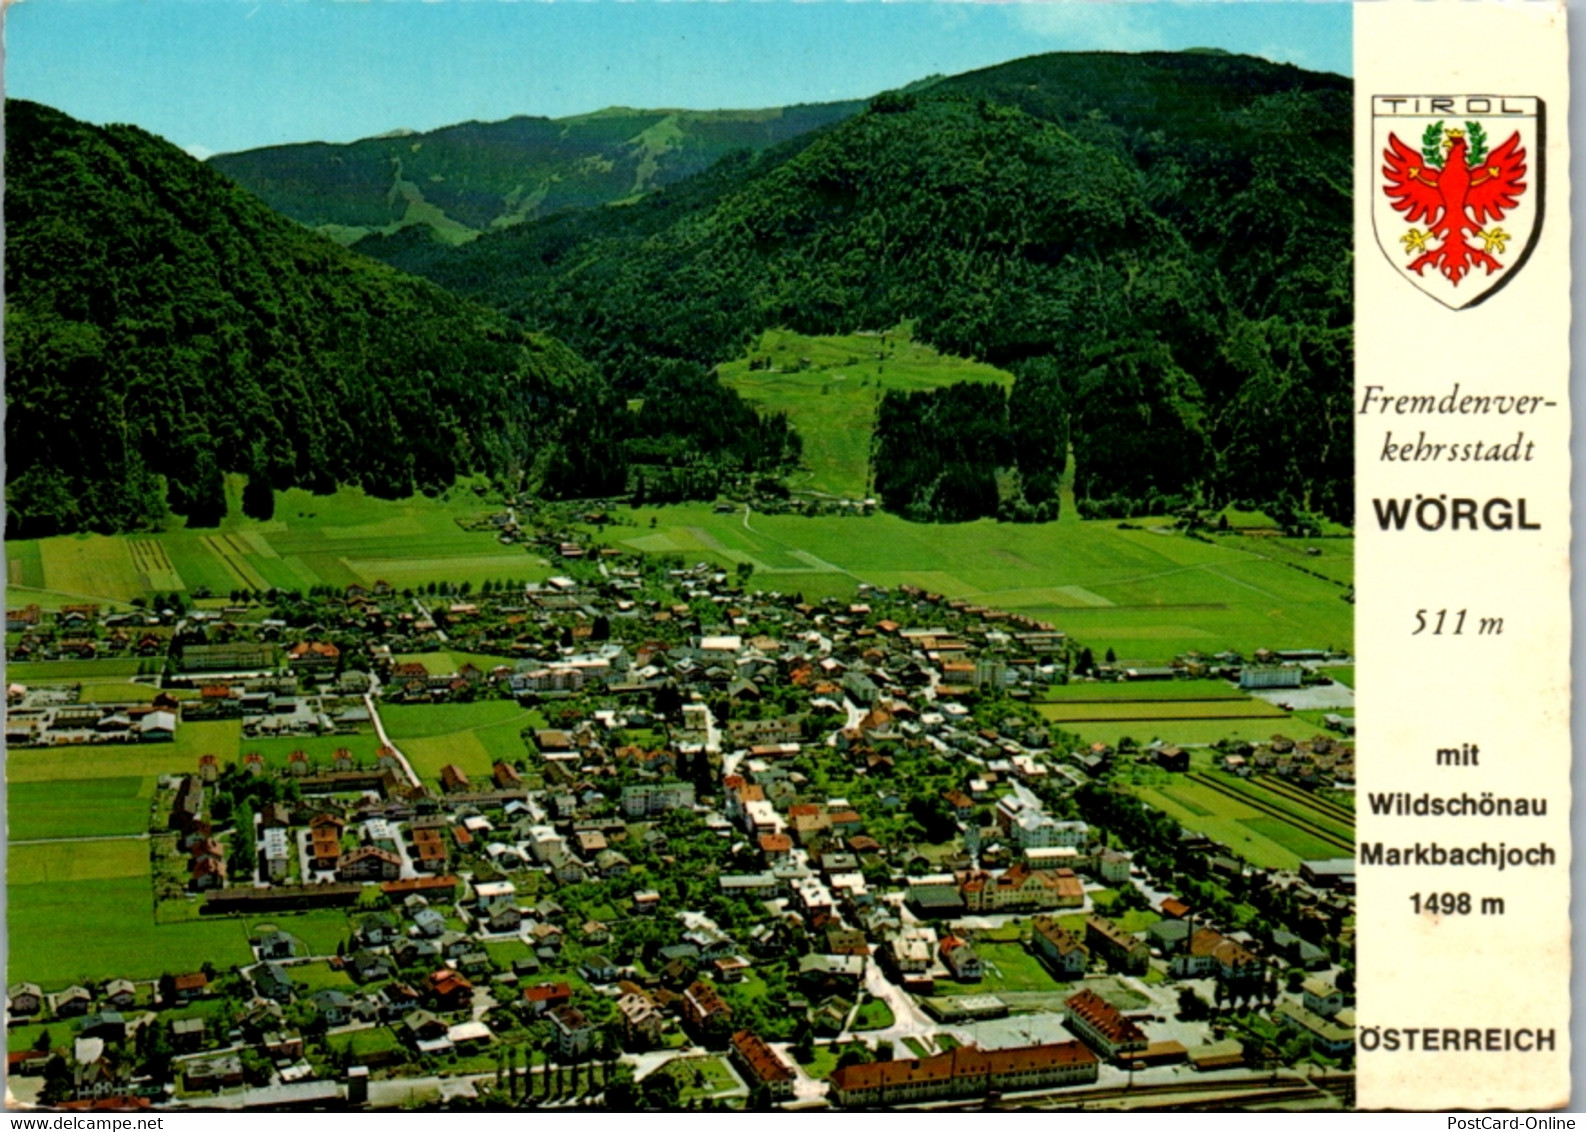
[{"left": 1372, "top": 95, "right": 1544, "bottom": 309}]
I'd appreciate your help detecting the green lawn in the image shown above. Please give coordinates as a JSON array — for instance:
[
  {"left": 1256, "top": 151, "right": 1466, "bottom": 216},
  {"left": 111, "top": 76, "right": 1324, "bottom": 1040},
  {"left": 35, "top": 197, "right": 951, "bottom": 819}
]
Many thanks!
[
  {"left": 719, "top": 324, "right": 1013, "bottom": 499},
  {"left": 290, "top": 961, "right": 356, "bottom": 992},
  {"left": 7, "top": 720, "right": 241, "bottom": 785},
  {"left": 798, "top": 1042, "right": 870, "bottom": 1081},
  {"left": 241, "top": 732, "right": 386, "bottom": 773},
  {"left": 665, "top": 1055, "right": 740, "bottom": 1100},
  {"left": 1324, "top": 666, "right": 1355, "bottom": 688},
  {"left": 852, "top": 999, "right": 895, "bottom": 1031},
  {"left": 936, "top": 942, "right": 1063, "bottom": 997},
  {"left": 8, "top": 777, "right": 153, "bottom": 841}
]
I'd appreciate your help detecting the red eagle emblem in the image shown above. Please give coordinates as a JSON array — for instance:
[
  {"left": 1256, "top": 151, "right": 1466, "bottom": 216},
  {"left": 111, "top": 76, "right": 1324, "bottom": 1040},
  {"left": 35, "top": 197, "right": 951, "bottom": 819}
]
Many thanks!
[{"left": 1381, "top": 121, "right": 1527, "bottom": 284}]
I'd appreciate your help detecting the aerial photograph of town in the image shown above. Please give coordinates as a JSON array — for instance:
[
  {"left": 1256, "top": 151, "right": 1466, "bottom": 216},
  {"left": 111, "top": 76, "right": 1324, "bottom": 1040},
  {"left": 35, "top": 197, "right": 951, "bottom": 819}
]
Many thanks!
[{"left": 4, "top": 1, "right": 1355, "bottom": 1113}]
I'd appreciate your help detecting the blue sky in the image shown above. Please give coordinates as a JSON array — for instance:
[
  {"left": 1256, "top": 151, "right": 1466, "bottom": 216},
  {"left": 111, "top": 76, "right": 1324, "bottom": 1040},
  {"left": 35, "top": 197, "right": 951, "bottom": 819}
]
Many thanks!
[{"left": 5, "top": 1, "right": 1351, "bottom": 158}]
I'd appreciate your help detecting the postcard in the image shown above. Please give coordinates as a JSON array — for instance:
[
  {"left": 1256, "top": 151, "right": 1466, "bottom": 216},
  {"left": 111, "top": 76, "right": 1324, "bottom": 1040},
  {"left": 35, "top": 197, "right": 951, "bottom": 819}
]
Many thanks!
[{"left": 0, "top": 0, "right": 1570, "bottom": 1114}]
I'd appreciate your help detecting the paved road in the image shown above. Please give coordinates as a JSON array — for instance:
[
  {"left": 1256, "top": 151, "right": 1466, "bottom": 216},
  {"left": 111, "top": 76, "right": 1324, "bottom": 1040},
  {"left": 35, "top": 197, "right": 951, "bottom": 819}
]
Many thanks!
[
  {"left": 412, "top": 598, "right": 449, "bottom": 643},
  {"left": 364, "top": 692, "right": 421, "bottom": 788}
]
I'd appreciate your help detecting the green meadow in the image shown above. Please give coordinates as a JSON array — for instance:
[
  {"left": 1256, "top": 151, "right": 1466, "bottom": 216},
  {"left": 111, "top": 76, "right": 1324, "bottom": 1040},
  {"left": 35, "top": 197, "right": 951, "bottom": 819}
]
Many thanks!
[
  {"left": 6, "top": 462, "right": 1351, "bottom": 663},
  {"left": 607, "top": 503, "right": 1352, "bottom": 659},
  {"left": 8, "top": 478, "right": 547, "bottom": 610},
  {"left": 718, "top": 325, "right": 1012, "bottom": 499},
  {"left": 1119, "top": 765, "right": 1352, "bottom": 870}
]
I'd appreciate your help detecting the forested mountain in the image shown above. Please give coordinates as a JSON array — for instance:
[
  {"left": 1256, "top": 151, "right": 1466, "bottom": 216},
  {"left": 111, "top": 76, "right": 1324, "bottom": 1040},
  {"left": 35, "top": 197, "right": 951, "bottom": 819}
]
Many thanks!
[
  {"left": 209, "top": 101, "right": 863, "bottom": 247},
  {"left": 4, "top": 100, "right": 798, "bottom": 538},
  {"left": 364, "top": 51, "right": 1353, "bottom": 525}
]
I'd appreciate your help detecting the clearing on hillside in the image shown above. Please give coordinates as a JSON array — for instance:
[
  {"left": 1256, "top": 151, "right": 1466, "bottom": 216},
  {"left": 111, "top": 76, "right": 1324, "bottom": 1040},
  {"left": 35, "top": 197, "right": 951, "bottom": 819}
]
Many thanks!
[{"left": 718, "top": 324, "right": 1012, "bottom": 499}]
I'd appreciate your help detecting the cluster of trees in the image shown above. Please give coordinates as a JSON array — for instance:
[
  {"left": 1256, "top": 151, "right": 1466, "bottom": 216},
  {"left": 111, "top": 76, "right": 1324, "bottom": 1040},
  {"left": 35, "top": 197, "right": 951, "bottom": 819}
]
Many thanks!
[
  {"left": 871, "top": 376, "right": 1065, "bottom": 523},
  {"left": 369, "top": 52, "right": 1351, "bottom": 526}
]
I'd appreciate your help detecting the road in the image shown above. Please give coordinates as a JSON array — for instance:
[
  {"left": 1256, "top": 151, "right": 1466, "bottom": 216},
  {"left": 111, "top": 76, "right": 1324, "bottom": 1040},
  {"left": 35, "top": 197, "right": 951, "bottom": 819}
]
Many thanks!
[
  {"left": 412, "top": 598, "right": 449, "bottom": 643},
  {"left": 364, "top": 692, "right": 421, "bottom": 788},
  {"left": 826, "top": 697, "right": 865, "bottom": 747}
]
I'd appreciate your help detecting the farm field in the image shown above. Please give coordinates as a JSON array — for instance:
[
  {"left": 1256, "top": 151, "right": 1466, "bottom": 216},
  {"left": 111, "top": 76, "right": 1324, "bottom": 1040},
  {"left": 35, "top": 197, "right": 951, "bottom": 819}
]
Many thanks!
[
  {"left": 1120, "top": 766, "right": 1352, "bottom": 870},
  {"left": 7, "top": 658, "right": 148, "bottom": 681},
  {"left": 7, "top": 484, "right": 1351, "bottom": 663},
  {"left": 7, "top": 721, "right": 241, "bottom": 785},
  {"left": 1036, "top": 699, "right": 1288, "bottom": 724},
  {"left": 1050, "top": 716, "right": 1311, "bottom": 750},
  {"left": 603, "top": 504, "right": 1353, "bottom": 660},
  {"left": 8, "top": 777, "right": 153, "bottom": 841},
  {"left": 7, "top": 479, "right": 548, "bottom": 611},
  {"left": 1036, "top": 681, "right": 1248, "bottom": 703},
  {"left": 6, "top": 842, "right": 259, "bottom": 985},
  {"left": 718, "top": 325, "right": 1013, "bottom": 499}
]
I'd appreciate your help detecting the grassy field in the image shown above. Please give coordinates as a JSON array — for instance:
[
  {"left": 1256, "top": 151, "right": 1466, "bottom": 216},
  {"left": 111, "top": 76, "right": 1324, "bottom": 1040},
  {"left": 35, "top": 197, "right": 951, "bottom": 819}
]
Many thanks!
[
  {"left": 936, "top": 942, "right": 1064, "bottom": 997},
  {"left": 1036, "top": 681, "right": 1249, "bottom": 703},
  {"left": 7, "top": 845, "right": 255, "bottom": 986},
  {"left": 8, "top": 777, "right": 153, "bottom": 841},
  {"left": 719, "top": 325, "right": 1013, "bottom": 499},
  {"left": 1056, "top": 717, "right": 1312, "bottom": 749},
  {"left": 7, "top": 479, "right": 547, "bottom": 610},
  {"left": 7, "top": 721, "right": 241, "bottom": 785},
  {"left": 603, "top": 503, "right": 1352, "bottom": 660},
  {"left": 392, "top": 651, "right": 514, "bottom": 676},
  {"left": 290, "top": 961, "right": 356, "bottom": 992},
  {"left": 1036, "top": 699, "right": 1288, "bottom": 724},
  {"left": 380, "top": 702, "right": 544, "bottom": 787},
  {"left": 8, "top": 658, "right": 147, "bottom": 681},
  {"left": 852, "top": 999, "right": 895, "bottom": 1030},
  {"left": 1120, "top": 766, "right": 1353, "bottom": 870}
]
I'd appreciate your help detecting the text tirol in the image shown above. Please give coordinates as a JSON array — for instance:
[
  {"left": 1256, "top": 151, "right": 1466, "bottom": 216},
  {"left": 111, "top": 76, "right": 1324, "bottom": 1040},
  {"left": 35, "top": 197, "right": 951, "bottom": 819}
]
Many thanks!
[{"left": 1372, "top": 497, "right": 1541, "bottom": 532}]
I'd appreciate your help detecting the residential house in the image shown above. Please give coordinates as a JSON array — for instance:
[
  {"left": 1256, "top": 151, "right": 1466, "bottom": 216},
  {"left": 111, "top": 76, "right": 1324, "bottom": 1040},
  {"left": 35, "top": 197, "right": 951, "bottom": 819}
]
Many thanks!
[
  {"left": 428, "top": 969, "right": 473, "bottom": 1012},
  {"left": 618, "top": 990, "right": 665, "bottom": 1050},
  {"left": 8, "top": 983, "right": 42, "bottom": 1017},
  {"left": 550, "top": 1004, "right": 596, "bottom": 1059},
  {"left": 1031, "top": 917, "right": 1090, "bottom": 979},
  {"left": 730, "top": 1030, "right": 795, "bottom": 1100},
  {"left": 252, "top": 962, "right": 295, "bottom": 1003},
  {"left": 680, "top": 980, "right": 734, "bottom": 1038},
  {"left": 338, "top": 846, "right": 401, "bottom": 882},
  {"left": 1085, "top": 915, "right": 1150, "bottom": 975},
  {"left": 939, "top": 936, "right": 984, "bottom": 982}
]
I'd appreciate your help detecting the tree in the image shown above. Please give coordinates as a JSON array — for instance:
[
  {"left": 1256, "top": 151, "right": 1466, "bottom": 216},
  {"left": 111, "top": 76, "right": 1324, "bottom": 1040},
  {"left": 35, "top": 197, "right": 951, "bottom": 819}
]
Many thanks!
[
  {"left": 835, "top": 1046, "right": 873, "bottom": 1071},
  {"left": 639, "top": 1069, "right": 680, "bottom": 1110}
]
